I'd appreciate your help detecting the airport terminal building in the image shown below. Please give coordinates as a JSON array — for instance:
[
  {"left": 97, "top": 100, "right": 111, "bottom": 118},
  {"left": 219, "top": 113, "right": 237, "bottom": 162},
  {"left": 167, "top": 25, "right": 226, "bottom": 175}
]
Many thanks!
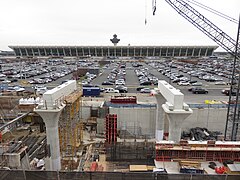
[{"left": 9, "top": 45, "right": 218, "bottom": 58}]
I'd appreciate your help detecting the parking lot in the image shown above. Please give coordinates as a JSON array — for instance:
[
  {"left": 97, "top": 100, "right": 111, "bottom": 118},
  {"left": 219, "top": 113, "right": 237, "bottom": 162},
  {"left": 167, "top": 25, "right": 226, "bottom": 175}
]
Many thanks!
[
  {"left": 0, "top": 57, "right": 233, "bottom": 102},
  {"left": 91, "top": 60, "right": 230, "bottom": 97}
]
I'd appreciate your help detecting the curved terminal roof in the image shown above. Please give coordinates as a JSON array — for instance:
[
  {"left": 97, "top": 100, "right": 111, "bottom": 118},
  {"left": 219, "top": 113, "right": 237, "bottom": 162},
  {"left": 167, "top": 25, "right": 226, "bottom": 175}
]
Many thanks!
[{"left": 9, "top": 45, "right": 218, "bottom": 57}]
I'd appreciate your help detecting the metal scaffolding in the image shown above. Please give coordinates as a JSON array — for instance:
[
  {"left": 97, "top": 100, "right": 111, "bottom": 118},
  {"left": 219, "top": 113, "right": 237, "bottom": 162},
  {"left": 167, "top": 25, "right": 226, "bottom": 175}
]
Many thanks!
[{"left": 59, "top": 90, "right": 82, "bottom": 160}]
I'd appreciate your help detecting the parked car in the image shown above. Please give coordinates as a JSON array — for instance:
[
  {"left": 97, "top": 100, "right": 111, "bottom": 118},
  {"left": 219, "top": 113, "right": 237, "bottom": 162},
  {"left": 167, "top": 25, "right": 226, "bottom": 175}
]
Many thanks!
[
  {"left": 102, "top": 81, "right": 114, "bottom": 85},
  {"left": 140, "top": 81, "right": 152, "bottom": 86},
  {"left": 83, "top": 84, "right": 94, "bottom": 87},
  {"left": 192, "top": 87, "right": 208, "bottom": 94},
  {"left": 140, "top": 88, "right": 151, "bottom": 93},
  {"left": 104, "top": 88, "right": 119, "bottom": 93},
  {"left": 178, "top": 81, "right": 190, "bottom": 86},
  {"left": 136, "top": 86, "right": 146, "bottom": 91},
  {"left": 115, "top": 85, "right": 128, "bottom": 93},
  {"left": 172, "top": 79, "right": 181, "bottom": 83},
  {"left": 189, "top": 80, "right": 197, "bottom": 84},
  {"left": 188, "top": 87, "right": 194, "bottom": 91},
  {"left": 215, "top": 81, "right": 227, "bottom": 85},
  {"left": 222, "top": 88, "right": 237, "bottom": 96},
  {"left": 35, "top": 85, "right": 48, "bottom": 95},
  {"left": 192, "top": 82, "right": 203, "bottom": 86}
]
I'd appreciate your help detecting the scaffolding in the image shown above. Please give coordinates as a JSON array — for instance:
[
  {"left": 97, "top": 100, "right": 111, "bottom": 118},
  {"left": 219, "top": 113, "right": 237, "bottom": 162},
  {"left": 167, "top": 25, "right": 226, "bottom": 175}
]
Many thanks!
[{"left": 59, "top": 90, "right": 82, "bottom": 162}]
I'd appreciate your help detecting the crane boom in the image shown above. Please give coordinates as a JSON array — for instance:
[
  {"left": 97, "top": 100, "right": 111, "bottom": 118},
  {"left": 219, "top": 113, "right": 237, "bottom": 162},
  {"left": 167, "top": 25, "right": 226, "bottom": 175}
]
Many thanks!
[
  {"left": 164, "top": 0, "right": 240, "bottom": 56},
  {"left": 160, "top": 0, "right": 240, "bottom": 140}
]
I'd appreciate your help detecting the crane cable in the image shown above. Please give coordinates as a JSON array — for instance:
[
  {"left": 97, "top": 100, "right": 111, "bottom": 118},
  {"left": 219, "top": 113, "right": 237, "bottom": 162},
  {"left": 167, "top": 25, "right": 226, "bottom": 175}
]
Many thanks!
[
  {"left": 145, "top": 0, "right": 148, "bottom": 25},
  {"left": 145, "top": 0, "right": 157, "bottom": 24},
  {"left": 152, "top": 0, "right": 238, "bottom": 24},
  {"left": 153, "top": 0, "right": 157, "bottom": 15},
  {"left": 185, "top": 0, "right": 238, "bottom": 24}
]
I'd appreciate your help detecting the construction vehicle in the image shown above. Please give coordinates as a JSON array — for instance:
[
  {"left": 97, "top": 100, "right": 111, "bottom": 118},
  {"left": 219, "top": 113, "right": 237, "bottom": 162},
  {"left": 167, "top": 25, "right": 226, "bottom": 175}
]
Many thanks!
[{"left": 153, "top": 0, "right": 239, "bottom": 140}]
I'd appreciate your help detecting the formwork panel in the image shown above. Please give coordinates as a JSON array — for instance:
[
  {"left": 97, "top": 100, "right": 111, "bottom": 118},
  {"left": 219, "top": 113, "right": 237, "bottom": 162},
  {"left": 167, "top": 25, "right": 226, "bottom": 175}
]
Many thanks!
[{"left": 105, "top": 114, "right": 117, "bottom": 144}]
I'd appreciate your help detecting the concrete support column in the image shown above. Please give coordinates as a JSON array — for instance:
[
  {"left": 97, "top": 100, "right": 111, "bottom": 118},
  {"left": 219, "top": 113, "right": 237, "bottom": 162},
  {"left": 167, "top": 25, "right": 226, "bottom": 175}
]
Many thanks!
[
  {"left": 63, "top": 48, "right": 66, "bottom": 56},
  {"left": 198, "top": 48, "right": 201, "bottom": 57},
  {"left": 155, "top": 94, "right": 166, "bottom": 141},
  {"left": 205, "top": 48, "right": 208, "bottom": 56},
  {"left": 185, "top": 48, "right": 188, "bottom": 56},
  {"left": 31, "top": 48, "right": 35, "bottom": 57},
  {"left": 192, "top": 48, "right": 195, "bottom": 57},
  {"left": 88, "top": 47, "right": 91, "bottom": 56},
  {"left": 95, "top": 47, "right": 97, "bottom": 56},
  {"left": 38, "top": 48, "right": 41, "bottom": 56},
  {"left": 44, "top": 48, "right": 47, "bottom": 56},
  {"left": 162, "top": 105, "right": 192, "bottom": 142},
  {"left": 35, "top": 108, "right": 64, "bottom": 171},
  {"left": 50, "top": 48, "right": 53, "bottom": 56},
  {"left": 75, "top": 47, "right": 78, "bottom": 57},
  {"left": 57, "top": 48, "right": 60, "bottom": 57},
  {"left": 82, "top": 48, "right": 84, "bottom": 56}
]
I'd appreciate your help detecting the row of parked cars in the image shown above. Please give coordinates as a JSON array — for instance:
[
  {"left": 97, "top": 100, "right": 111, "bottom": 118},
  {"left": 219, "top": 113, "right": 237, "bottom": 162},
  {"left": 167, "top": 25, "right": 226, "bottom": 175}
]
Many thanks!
[
  {"left": 149, "top": 58, "right": 231, "bottom": 86},
  {"left": 0, "top": 59, "right": 78, "bottom": 85},
  {"left": 148, "top": 61, "right": 211, "bottom": 94},
  {"left": 101, "top": 63, "right": 128, "bottom": 93},
  {"left": 134, "top": 64, "right": 158, "bottom": 86}
]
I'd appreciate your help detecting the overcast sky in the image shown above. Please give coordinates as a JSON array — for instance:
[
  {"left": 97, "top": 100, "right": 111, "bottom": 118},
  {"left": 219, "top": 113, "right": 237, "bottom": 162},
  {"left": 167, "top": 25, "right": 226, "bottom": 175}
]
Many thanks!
[{"left": 0, "top": 0, "right": 239, "bottom": 51}]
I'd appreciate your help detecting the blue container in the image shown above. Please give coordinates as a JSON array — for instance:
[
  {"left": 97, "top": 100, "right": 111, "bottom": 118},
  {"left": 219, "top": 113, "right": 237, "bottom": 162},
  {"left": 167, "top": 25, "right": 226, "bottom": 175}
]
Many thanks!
[{"left": 83, "top": 87, "right": 100, "bottom": 97}]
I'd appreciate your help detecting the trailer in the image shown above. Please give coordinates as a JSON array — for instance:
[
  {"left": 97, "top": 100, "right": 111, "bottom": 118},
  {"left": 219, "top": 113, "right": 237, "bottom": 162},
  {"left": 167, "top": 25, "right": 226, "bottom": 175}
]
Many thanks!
[{"left": 82, "top": 87, "right": 100, "bottom": 97}]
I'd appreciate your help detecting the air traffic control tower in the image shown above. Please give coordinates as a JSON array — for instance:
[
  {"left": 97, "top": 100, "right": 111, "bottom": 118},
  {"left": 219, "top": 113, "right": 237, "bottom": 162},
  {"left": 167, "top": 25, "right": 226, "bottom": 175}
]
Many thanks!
[{"left": 110, "top": 34, "right": 120, "bottom": 46}]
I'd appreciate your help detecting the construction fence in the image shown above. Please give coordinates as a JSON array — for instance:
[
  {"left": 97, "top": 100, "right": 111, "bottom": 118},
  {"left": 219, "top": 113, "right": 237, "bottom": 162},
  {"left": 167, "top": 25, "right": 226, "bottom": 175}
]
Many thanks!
[{"left": 0, "top": 170, "right": 239, "bottom": 180}]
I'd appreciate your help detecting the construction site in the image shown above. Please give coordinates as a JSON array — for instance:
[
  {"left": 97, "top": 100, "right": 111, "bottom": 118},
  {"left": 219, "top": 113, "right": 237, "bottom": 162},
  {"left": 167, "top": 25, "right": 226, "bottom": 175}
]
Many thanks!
[
  {"left": 0, "top": 0, "right": 239, "bottom": 179},
  {"left": 0, "top": 78, "right": 239, "bottom": 180}
]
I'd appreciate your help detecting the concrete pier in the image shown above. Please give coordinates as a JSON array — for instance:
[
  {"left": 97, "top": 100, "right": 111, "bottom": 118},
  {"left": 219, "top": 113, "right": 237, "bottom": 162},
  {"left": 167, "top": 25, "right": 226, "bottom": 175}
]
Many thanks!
[
  {"left": 155, "top": 93, "right": 166, "bottom": 141},
  {"left": 157, "top": 80, "right": 193, "bottom": 142},
  {"left": 35, "top": 108, "right": 64, "bottom": 171},
  {"left": 162, "top": 106, "right": 192, "bottom": 142},
  {"left": 34, "top": 80, "right": 77, "bottom": 170}
]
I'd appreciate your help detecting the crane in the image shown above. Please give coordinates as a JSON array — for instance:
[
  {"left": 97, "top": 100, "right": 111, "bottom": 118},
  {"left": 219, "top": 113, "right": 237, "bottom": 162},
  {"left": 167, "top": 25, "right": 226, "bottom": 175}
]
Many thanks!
[{"left": 154, "top": 0, "right": 240, "bottom": 140}]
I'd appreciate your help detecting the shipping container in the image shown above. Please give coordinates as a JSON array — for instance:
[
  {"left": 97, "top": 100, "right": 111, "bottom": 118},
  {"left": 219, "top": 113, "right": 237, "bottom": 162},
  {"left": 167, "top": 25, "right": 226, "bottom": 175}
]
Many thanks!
[{"left": 82, "top": 87, "right": 100, "bottom": 97}]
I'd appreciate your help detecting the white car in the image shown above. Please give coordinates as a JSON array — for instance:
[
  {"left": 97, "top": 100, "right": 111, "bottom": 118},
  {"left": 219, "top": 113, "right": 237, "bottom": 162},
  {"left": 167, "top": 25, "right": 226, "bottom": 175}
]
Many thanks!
[
  {"left": 215, "top": 81, "right": 226, "bottom": 85},
  {"left": 115, "top": 80, "right": 125, "bottom": 85},
  {"left": 177, "top": 81, "right": 190, "bottom": 86},
  {"left": 192, "top": 82, "right": 203, "bottom": 86},
  {"left": 140, "top": 88, "right": 151, "bottom": 93},
  {"left": 104, "top": 88, "right": 119, "bottom": 93}
]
